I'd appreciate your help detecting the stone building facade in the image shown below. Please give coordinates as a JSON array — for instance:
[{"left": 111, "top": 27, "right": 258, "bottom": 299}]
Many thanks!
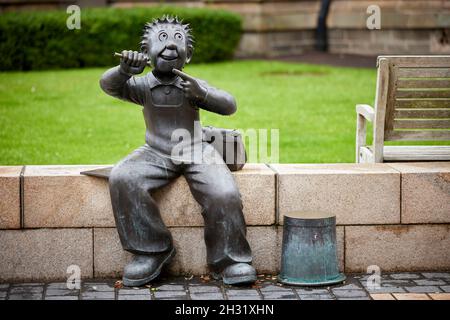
[{"left": 1, "top": 0, "right": 449, "bottom": 57}]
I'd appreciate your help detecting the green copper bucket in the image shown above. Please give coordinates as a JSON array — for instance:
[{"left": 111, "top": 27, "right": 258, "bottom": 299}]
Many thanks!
[{"left": 278, "top": 211, "right": 345, "bottom": 286}]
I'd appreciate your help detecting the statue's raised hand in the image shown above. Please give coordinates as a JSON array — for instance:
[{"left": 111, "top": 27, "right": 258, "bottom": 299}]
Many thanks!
[
  {"left": 173, "top": 69, "right": 208, "bottom": 102},
  {"left": 119, "top": 50, "right": 147, "bottom": 75}
]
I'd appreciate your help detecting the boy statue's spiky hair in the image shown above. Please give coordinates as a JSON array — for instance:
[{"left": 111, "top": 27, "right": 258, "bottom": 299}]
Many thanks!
[{"left": 140, "top": 15, "right": 194, "bottom": 55}]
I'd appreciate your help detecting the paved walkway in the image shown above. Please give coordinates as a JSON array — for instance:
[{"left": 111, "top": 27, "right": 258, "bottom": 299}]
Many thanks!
[
  {"left": 251, "top": 51, "right": 378, "bottom": 69},
  {"left": 1, "top": 272, "right": 450, "bottom": 300}
]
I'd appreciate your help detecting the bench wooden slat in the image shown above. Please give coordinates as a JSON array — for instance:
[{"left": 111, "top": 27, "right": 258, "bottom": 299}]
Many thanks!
[
  {"left": 386, "top": 130, "right": 450, "bottom": 141},
  {"left": 397, "top": 79, "right": 450, "bottom": 88},
  {"left": 380, "top": 56, "right": 450, "bottom": 68},
  {"left": 396, "top": 90, "right": 450, "bottom": 99},
  {"left": 395, "top": 100, "right": 450, "bottom": 108},
  {"left": 383, "top": 145, "right": 450, "bottom": 161},
  {"left": 394, "top": 109, "right": 450, "bottom": 119},
  {"left": 393, "top": 119, "right": 450, "bottom": 129},
  {"left": 397, "top": 68, "right": 450, "bottom": 78}
]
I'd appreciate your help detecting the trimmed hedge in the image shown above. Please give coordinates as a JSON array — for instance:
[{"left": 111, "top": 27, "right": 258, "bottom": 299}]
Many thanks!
[{"left": 0, "top": 6, "right": 242, "bottom": 70}]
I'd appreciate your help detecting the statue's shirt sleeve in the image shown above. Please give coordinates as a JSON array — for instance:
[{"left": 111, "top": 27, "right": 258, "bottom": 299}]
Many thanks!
[
  {"left": 195, "top": 79, "right": 237, "bottom": 116},
  {"left": 99, "top": 66, "right": 146, "bottom": 106}
]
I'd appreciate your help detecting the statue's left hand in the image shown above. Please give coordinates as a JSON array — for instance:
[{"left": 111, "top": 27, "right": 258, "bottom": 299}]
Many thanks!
[{"left": 173, "top": 69, "right": 208, "bottom": 102}]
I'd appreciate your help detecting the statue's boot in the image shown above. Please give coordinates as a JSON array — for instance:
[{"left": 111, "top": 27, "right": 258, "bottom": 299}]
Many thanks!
[
  {"left": 213, "top": 263, "right": 257, "bottom": 285},
  {"left": 123, "top": 248, "right": 176, "bottom": 287}
]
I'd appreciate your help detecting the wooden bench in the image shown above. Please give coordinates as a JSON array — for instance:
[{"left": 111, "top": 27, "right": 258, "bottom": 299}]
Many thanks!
[{"left": 356, "top": 56, "right": 450, "bottom": 163}]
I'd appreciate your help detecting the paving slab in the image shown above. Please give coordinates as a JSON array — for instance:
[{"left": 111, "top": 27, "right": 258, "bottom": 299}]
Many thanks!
[
  {"left": 189, "top": 286, "right": 221, "bottom": 294},
  {"left": 81, "top": 291, "right": 115, "bottom": 300},
  {"left": 296, "top": 288, "right": 331, "bottom": 295},
  {"left": 8, "top": 284, "right": 44, "bottom": 300},
  {"left": 429, "top": 293, "right": 450, "bottom": 300},
  {"left": 440, "top": 286, "right": 450, "bottom": 292},
  {"left": 370, "top": 293, "right": 395, "bottom": 300},
  {"left": 83, "top": 283, "right": 115, "bottom": 292},
  {"left": 413, "top": 279, "right": 447, "bottom": 286},
  {"left": 226, "top": 289, "right": 260, "bottom": 296},
  {"left": 45, "top": 288, "right": 79, "bottom": 297},
  {"left": 118, "top": 294, "right": 151, "bottom": 300},
  {"left": 260, "top": 284, "right": 293, "bottom": 292},
  {"left": 154, "top": 291, "right": 188, "bottom": 300},
  {"left": 332, "top": 289, "right": 369, "bottom": 298},
  {"left": 333, "top": 283, "right": 362, "bottom": 290},
  {"left": 363, "top": 286, "right": 406, "bottom": 294},
  {"left": 228, "top": 295, "right": 262, "bottom": 300},
  {"left": 119, "top": 288, "right": 151, "bottom": 295},
  {"left": 45, "top": 296, "right": 79, "bottom": 300},
  {"left": 389, "top": 273, "right": 422, "bottom": 280},
  {"left": 190, "top": 292, "right": 225, "bottom": 300},
  {"left": 47, "top": 282, "right": 75, "bottom": 290},
  {"left": 156, "top": 284, "right": 185, "bottom": 291},
  {"left": 299, "top": 294, "right": 334, "bottom": 300},
  {"left": 405, "top": 286, "right": 442, "bottom": 293},
  {"left": 393, "top": 293, "right": 431, "bottom": 300},
  {"left": 261, "top": 291, "right": 297, "bottom": 300},
  {"left": 422, "top": 272, "right": 450, "bottom": 279}
]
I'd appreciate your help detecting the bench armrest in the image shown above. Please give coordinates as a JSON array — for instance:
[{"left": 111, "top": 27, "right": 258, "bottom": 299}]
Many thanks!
[
  {"left": 355, "top": 104, "right": 375, "bottom": 162},
  {"left": 356, "top": 104, "right": 375, "bottom": 122}
]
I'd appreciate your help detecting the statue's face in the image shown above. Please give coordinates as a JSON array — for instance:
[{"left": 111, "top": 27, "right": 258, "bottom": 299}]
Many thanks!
[{"left": 146, "top": 23, "right": 191, "bottom": 74}]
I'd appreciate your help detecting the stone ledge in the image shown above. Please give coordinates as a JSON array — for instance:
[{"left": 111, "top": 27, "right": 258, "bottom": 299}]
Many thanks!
[
  {"left": 23, "top": 164, "right": 276, "bottom": 228},
  {"left": 24, "top": 165, "right": 112, "bottom": 229},
  {"left": 387, "top": 163, "right": 450, "bottom": 224},
  {"left": 0, "top": 166, "right": 22, "bottom": 230},
  {"left": 270, "top": 163, "right": 401, "bottom": 225},
  {"left": 1, "top": 162, "right": 448, "bottom": 228}
]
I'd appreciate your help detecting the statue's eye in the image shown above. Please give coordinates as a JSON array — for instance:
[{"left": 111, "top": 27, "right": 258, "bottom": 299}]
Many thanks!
[
  {"left": 159, "top": 32, "right": 168, "bottom": 41},
  {"left": 174, "top": 33, "right": 183, "bottom": 41}
]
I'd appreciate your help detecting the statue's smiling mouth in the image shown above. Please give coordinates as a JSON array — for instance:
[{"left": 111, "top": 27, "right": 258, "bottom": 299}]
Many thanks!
[{"left": 159, "top": 49, "right": 178, "bottom": 61}]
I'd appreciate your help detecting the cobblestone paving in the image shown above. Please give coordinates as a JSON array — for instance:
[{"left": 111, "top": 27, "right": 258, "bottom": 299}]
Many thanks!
[{"left": 2, "top": 272, "right": 450, "bottom": 300}]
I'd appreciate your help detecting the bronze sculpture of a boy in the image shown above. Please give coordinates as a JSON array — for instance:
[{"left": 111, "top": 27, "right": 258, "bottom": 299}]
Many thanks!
[{"left": 99, "top": 16, "right": 256, "bottom": 286}]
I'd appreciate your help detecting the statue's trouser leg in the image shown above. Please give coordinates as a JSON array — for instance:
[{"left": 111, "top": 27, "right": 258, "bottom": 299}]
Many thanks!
[
  {"left": 109, "top": 145, "right": 180, "bottom": 255},
  {"left": 184, "top": 143, "right": 253, "bottom": 272}
]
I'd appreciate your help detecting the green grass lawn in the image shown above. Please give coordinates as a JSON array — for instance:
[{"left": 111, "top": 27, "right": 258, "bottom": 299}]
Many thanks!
[{"left": 0, "top": 60, "right": 387, "bottom": 164}]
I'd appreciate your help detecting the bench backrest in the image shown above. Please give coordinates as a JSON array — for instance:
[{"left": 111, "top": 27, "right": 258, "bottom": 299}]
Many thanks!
[{"left": 376, "top": 56, "right": 450, "bottom": 142}]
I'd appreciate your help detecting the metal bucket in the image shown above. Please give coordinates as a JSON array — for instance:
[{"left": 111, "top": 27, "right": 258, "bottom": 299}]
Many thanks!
[{"left": 278, "top": 211, "right": 346, "bottom": 286}]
